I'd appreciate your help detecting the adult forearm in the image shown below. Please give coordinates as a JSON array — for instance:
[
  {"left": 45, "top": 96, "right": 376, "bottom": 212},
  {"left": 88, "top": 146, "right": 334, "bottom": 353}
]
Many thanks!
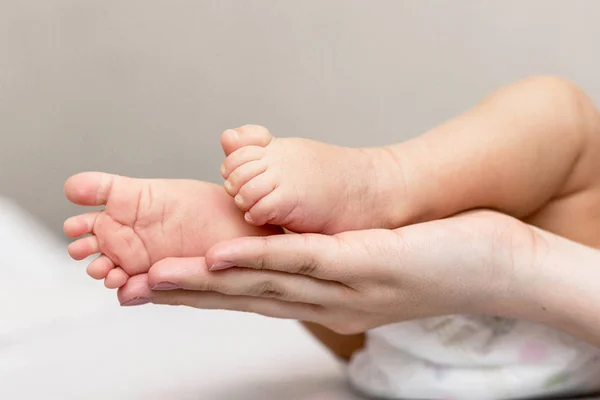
[
  {"left": 489, "top": 227, "right": 600, "bottom": 347},
  {"left": 536, "top": 232, "right": 600, "bottom": 347}
]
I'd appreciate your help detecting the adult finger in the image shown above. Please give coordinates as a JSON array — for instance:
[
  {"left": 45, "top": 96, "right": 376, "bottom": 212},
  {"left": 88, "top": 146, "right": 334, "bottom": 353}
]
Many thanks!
[
  {"left": 204, "top": 234, "right": 347, "bottom": 281},
  {"left": 151, "top": 290, "right": 322, "bottom": 323},
  {"left": 147, "top": 257, "right": 351, "bottom": 305}
]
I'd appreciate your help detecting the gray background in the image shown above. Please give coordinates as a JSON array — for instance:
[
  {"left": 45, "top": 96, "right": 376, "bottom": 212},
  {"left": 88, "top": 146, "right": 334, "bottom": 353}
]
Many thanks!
[{"left": 1, "top": 0, "right": 599, "bottom": 235}]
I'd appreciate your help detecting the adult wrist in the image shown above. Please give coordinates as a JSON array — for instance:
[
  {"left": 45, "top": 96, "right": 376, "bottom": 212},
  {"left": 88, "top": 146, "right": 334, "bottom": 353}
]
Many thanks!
[
  {"left": 493, "top": 227, "right": 600, "bottom": 346},
  {"left": 532, "top": 231, "right": 600, "bottom": 346}
]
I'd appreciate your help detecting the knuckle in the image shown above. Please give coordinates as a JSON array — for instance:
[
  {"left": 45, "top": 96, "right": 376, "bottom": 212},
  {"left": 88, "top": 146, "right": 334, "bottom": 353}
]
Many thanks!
[
  {"left": 294, "top": 234, "right": 323, "bottom": 274},
  {"left": 250, "top": 279, "right": 286, "bottom": 299},
  {"left": 254, "top": 237, "right": 272, "bottom": 269},
  {"left": 296, "top": 262, "right": 317, "bottom": 276},
  {"left": 255, "top": 257, "right": 270, "bottom": 272}
]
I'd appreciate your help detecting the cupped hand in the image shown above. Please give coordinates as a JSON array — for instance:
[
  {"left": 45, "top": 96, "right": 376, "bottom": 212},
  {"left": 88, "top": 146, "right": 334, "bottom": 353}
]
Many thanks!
[{"left": 118, "top": 210, "right": 545, "bottom": 334}]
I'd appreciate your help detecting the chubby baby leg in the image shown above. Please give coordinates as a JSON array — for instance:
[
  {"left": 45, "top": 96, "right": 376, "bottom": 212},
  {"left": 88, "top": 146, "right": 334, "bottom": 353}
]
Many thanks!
[{"left": 220, "top": 77, "right": 600, "bottom": 244}]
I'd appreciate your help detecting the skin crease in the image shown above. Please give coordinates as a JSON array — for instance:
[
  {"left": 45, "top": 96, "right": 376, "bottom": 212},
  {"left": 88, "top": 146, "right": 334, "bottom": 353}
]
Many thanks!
[{"left": 111, "top": 76, "right": 600, "bottom": 360}]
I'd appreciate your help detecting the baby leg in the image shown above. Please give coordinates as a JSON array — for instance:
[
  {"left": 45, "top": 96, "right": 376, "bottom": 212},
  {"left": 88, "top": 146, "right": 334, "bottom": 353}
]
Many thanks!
[
  {"left": 220, "top": 76, "right": 600, "bottom": 240},
  {"left": 381, "top": 76, "right": 600, "bottom": 247}
]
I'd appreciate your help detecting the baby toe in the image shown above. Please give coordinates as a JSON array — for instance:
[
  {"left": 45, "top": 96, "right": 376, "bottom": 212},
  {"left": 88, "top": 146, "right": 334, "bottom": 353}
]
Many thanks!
[
  {"left": 225, "top": 160, "right": 268, "bottom": 196},
  {"left": 68, "top": 236, "right": 100, "bottom": 260},
  {"left": 64, "top": 172, "right": 116, "bottom": 206},
  {"left": 245, "top": 189, "right": 291, "bottom": 226},
  {"left": 235, "top": 172, "right": 277, "bottom": 212},
  {"left": 87, "top": 255, "right": 116, "bottom": 280},
  {"left": 63, "top": 212, "right": 101, "bottom": 238},
  {"left": 104, "top": 267, "right": 129, "bottom": 289},
  {"left": 221, "top": 125, "right": 274, "bottom": 156},
  {"left": 221, "top": 145, "right": 266, "bottom": 179}
]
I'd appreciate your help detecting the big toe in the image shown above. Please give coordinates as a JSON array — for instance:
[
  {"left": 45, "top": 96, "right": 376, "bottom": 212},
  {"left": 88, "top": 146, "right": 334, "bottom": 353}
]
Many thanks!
[
  {"left": 221, "top": 125, "right": 274, "bottom": 156},
  {"left": 64, "top": 172, "right": 117, "bottom": 206}
]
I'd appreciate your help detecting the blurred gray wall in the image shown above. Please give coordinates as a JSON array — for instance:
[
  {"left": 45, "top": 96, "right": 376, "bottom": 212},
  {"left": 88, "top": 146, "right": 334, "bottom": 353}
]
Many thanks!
[{"left": 0, "top": 0, "right": 599, "bottom": 235}]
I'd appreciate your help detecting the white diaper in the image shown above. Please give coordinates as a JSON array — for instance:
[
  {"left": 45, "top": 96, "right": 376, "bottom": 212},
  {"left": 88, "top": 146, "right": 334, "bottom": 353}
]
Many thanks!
[{"left": 348, "top": 315, "right": 600, "bottom": 399}]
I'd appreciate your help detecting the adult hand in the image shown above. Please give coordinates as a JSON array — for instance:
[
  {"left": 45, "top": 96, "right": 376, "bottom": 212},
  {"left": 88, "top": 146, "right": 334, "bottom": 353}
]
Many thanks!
[{"left": 119, "top": 210, "right": 600, "bottom": 342}]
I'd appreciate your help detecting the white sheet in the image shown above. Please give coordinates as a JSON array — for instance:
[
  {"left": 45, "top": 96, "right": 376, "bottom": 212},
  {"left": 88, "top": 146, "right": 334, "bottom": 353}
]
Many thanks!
[{"left": 0, "top": 198, "right": 359, "bottom": 399}]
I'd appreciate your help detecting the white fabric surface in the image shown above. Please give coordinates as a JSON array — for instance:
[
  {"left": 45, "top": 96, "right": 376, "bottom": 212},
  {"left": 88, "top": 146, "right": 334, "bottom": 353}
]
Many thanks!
[
  {"left": 0, "top": 198, "right": 358, "bottom": 400},
  {"left": 349, "top": 316, "right": 600, "bottom": 400}
]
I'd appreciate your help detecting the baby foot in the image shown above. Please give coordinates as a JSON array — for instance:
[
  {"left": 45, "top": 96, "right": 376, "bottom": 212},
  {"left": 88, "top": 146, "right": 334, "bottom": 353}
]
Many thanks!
[
  {"left": 220, "top": 125, "right": 399, "bottom": 234},
  {"left": 64, "top": 172, "right": 277, "bottom": 288}
]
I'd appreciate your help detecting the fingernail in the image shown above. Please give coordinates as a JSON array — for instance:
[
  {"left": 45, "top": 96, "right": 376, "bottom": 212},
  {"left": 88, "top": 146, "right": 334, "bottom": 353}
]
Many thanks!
[
  {"left": 244, "top": 212, "right": 253, "bottom": 223},
  {"left": 221, "top": 164, "right": 228, "bottom": 177},
  {"left": 151, "top": 282, "right": 181, "bottom": 290},
  {"left": 120, "top": 297, "right": 151, "bottom": 307},
  {"left": 224, "top": 180, "right": 233, "bottom": 192},
  {"left": 225, "top": 129, "right": 239, "bottom": 141},
  {"left": 210, "top": 261, "right": 235, "bottom": 271},
  {"left": 234, "top": 194, "right": 244, "bottom": 205}
]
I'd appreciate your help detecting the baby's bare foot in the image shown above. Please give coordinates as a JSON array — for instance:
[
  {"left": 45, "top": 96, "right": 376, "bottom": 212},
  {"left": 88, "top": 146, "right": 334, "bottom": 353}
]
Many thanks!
[
  {"left": 64, "top": 172, "right": 277, "bottom": 288},
  {"left": 220, "top": 125, "right": 399, "bottom": 234}
]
